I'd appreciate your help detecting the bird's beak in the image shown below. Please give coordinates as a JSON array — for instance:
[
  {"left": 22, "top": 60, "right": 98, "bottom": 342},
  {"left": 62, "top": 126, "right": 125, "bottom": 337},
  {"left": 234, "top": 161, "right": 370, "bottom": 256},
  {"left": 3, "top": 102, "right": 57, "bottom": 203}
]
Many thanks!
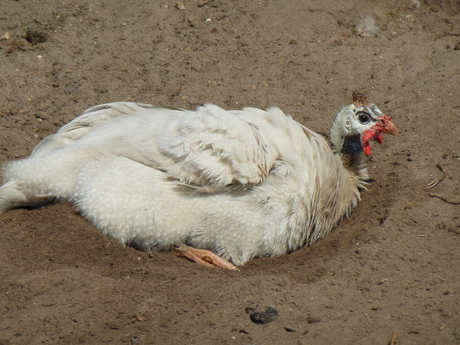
[{"left": 375, "top": 115, "right": 399, "bottom": 135}]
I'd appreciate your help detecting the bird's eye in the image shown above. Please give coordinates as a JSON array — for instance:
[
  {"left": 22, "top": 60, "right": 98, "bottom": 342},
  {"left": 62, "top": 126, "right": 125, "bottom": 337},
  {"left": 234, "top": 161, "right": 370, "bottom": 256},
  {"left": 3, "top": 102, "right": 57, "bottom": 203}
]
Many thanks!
[{"left": 357, "top": 112, "right": 371, "bottom": 124}]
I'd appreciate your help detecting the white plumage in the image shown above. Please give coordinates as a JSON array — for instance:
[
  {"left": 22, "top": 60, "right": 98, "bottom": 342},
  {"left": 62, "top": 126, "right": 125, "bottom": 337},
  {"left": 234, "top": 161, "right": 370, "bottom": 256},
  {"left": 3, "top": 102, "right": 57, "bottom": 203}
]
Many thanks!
[{"left": 0, "top": 92, "right": 398, "bottom": 266}]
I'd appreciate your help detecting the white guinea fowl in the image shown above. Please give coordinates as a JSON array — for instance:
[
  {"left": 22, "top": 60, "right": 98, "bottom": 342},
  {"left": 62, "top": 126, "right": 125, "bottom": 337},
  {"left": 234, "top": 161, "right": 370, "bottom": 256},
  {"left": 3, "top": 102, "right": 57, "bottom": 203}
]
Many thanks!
[{"left": 0, "top": 91, "right": 398, "bottom": 268}]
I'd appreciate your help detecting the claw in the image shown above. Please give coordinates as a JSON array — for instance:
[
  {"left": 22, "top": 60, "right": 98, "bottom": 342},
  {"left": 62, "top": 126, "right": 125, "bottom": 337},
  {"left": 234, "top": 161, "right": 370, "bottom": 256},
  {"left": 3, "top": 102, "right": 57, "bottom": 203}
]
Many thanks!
[{"left": 174, "top": 246, "right": 239, "bottom": 271}]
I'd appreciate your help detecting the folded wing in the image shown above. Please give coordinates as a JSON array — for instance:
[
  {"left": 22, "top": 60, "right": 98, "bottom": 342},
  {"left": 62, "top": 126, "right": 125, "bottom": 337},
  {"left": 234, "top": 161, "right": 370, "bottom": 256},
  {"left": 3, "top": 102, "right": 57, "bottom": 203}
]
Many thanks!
[{"left": 33, "top": 102, "right": 283, "bottom": 191}]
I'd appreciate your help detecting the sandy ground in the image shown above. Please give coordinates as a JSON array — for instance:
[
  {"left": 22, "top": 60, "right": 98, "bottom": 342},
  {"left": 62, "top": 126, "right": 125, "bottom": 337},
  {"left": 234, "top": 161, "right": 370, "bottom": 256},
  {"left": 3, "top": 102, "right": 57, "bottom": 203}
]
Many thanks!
[{"left": 1, "top": 0, "right": 459, "bottom": 344}]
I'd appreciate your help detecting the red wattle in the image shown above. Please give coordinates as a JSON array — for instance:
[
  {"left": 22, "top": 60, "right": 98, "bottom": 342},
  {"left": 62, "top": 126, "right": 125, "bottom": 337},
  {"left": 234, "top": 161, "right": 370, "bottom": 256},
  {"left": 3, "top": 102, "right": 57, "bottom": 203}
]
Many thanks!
[
  {"left": 361, "top": 129, "right": 375, "bottom": 143},
  {"left": 363, "top": 142, "right": 371, "bottom": 155}
]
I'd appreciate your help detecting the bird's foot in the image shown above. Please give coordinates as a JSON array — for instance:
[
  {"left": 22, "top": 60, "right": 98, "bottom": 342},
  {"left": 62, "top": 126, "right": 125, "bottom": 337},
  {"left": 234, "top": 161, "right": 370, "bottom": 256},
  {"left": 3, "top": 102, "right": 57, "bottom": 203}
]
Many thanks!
[{"left": 174, "top": 246, "right": 239, "bottom": 271}]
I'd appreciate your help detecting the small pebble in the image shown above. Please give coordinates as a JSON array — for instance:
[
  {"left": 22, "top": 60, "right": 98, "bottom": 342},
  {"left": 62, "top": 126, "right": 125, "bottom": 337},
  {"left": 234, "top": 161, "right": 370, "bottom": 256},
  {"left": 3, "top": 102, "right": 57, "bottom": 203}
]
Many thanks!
[
  {"left": 408, "top": 0, "right": 420, "bottom": 9},
  {"left": 306, "top": 316, "right": 321, "bottom": 324},
  {"left": 175, "top": 2, "right": 185, "bottom": 10},
  {"left": 448, "top": 227, "right": 460, "bottom": 235},
  {"left": 136, "top": 314, "right": 147, "bottom": 322}
]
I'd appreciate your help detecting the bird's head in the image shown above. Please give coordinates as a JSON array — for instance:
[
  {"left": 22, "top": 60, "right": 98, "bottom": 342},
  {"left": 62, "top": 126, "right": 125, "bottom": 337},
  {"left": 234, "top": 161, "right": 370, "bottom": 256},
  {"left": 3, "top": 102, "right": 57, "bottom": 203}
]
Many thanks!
[{"left": 330, "top": 91, "right": 399, "bottom": 156}]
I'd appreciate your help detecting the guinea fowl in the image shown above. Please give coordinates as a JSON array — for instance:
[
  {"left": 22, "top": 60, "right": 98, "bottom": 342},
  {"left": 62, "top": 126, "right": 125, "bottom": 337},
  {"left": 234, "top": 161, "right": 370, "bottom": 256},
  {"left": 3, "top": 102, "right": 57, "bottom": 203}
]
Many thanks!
[{"left": 0, "top": 91, "right": 398, "bottom": 269}]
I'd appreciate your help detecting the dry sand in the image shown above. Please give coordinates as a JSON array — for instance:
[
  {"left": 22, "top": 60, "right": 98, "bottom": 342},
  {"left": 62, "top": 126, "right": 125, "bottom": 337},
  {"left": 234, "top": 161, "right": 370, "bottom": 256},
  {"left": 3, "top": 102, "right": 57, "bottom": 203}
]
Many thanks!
[{"left": 1, "top": 1, "right": 459, "bottom": 344}]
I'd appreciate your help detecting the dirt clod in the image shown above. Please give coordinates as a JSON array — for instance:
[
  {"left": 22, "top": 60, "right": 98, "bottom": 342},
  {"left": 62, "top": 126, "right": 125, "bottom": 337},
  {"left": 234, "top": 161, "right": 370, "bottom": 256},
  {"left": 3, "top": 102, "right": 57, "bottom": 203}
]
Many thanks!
[{"left": 246, "top": 304, "right": 280, "bottom": 324}]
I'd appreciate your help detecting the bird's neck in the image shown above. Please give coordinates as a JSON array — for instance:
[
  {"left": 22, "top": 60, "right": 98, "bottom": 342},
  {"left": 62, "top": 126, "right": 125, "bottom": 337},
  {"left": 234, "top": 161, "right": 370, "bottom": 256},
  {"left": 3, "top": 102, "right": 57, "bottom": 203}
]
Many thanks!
[
  {"left": 339, "top": 134, "right": 363, "bottom": 155},
  {"left": 330, "top": 132, "right": 369, "bottom": 184},
  {"left": 339, "top": 152, "right": 369, "bottom": 185}
]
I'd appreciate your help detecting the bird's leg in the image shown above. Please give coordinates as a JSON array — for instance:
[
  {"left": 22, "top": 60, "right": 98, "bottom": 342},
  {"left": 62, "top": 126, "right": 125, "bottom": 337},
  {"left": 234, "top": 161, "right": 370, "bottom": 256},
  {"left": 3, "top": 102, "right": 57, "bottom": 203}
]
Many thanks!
[{"left": 174, "top": 246, "right": 239, "bottom": 271}]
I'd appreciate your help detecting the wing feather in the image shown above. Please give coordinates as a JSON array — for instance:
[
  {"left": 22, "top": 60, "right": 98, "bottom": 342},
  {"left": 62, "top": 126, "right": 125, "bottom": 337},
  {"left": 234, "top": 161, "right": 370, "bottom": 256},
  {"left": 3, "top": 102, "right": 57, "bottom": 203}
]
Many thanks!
[
  {"left": 31, "top": 102, "right": 152, "bottom": 157},
  {"left": 33, "top": 102, "right": 285, "bottom": 191},
  {"left": 57, "top": 102, "right": 153, "bottom": 140},
  {"left": 157, "top": 104, "right": 279, "bottom": 190}
]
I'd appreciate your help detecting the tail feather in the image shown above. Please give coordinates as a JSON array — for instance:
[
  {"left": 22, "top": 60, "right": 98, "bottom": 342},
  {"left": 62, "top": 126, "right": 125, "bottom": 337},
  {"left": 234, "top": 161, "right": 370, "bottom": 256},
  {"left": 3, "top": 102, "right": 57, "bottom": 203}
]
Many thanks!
[{"left": 0, "top": 181, "right": 54, "bottom": 214}]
